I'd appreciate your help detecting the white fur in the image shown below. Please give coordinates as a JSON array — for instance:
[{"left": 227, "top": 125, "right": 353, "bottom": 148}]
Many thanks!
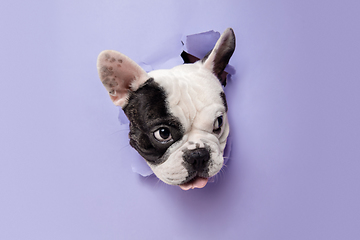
[{"left": 147, "top": 63, "right": 230, "bottom": 185}]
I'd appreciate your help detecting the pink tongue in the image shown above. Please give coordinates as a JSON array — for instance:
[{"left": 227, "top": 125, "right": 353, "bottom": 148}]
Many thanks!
[{"left": 179, "top": 177, "right": 208, "bottom": 190}]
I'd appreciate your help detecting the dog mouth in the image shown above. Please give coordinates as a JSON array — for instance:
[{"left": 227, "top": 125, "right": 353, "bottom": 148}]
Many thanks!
[{"left": 179, "top": 176, "right": 208, "bottom": 190}]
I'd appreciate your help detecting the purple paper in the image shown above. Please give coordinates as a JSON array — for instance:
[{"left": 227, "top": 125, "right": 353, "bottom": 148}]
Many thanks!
[{"left": 2, "top": 0, "right": 360, "bottom": 239}]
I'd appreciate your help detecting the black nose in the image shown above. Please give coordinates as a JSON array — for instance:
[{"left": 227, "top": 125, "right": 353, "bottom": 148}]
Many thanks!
[{"left": 183, "top": 148, "right": 210, "bottom": 171}]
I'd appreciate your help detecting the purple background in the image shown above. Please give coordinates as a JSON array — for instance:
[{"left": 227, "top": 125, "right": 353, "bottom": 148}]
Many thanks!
[{"left": 1, "top": 0, "right": 360, "bottom": 239}]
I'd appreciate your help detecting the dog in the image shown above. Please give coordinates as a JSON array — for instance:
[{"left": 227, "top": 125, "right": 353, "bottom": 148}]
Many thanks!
[{"left": 97, "top": 28, "right": 235, "bottom": 190}]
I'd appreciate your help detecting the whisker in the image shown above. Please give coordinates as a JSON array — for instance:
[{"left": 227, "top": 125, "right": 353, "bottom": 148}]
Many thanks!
[
  {"left": 118, "top": 143, "right": 131, "bottom": 152},
  {"left": 109, "top": 128, "right": 129, "bottom": 136},
  {"left": 213, "top": 164, "right": 228, "bottom": 183}
]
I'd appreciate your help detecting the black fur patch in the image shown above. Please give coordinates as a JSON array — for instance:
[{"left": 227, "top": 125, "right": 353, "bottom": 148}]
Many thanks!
[
  {"left": 123, "top": 78, "right": 184, "bottom": 165},
  {"left": 220, "top": 92, "right": 228, "bottom": 112}
]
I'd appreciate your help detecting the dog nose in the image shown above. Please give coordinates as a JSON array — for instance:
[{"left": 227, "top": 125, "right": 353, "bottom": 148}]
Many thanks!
[{"left": 183, "top": 148, "right": 210, "bottom": 171}]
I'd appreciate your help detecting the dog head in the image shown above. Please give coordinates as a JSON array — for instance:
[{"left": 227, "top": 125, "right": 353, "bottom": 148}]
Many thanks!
[{"left": 97, "top": 28, "right": 235, "bottom": 190}]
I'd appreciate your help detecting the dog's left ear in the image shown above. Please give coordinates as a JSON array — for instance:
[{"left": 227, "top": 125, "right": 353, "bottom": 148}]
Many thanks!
[{"left": 202, "top": 28, "right": 236, "bottom": 84}]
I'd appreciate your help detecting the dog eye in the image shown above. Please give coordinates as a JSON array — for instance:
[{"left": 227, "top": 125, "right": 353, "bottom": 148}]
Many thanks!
[
  {"left": 153, "top": 127, "right": 173, "bottom": 143},
  {"left": 213, "top": 115, "right": 223, "bottom": 133}
]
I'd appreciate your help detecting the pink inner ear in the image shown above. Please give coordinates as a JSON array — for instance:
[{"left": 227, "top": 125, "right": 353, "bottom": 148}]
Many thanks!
[{"left": 97, "top": 50, "right": 148, "bottom": 107}]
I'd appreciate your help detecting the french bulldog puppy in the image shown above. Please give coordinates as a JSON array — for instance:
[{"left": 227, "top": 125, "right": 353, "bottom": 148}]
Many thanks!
[{"left": 97, "top": 28, "right": 235, "bottom": 190}]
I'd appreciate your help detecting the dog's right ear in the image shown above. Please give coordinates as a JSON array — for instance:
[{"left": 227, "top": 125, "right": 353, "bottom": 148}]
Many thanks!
[
  {"left": 97, "top": 50, "right": 149, "bottom": 108},
  {"left": 201, "top": 28, "right": 235, "bottom": 86}
]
